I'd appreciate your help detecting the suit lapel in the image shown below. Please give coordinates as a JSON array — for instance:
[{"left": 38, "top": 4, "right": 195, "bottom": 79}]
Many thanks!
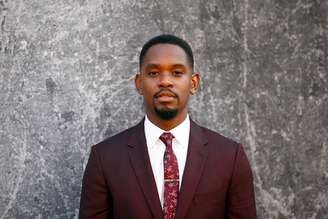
[
  {"left": 175, "top": 119, "right": 209, "bottom": 219},
  {"left": 127, "top": 119, "right": 164, "bottom": 219}
]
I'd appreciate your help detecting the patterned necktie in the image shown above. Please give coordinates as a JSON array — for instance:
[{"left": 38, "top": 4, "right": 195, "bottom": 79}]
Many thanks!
[{"left": 160, "top": 132, "right": 179, "bottom": 219}]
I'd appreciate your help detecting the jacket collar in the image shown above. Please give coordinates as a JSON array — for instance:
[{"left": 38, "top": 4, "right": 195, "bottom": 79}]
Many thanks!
[{"left": 175, "top": 119, "right": 208, "bottom": 219}]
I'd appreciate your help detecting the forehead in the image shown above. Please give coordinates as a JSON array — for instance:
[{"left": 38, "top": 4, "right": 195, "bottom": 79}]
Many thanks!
[{"left": 142, "top": 44, "right": 190, "bottom": 67}]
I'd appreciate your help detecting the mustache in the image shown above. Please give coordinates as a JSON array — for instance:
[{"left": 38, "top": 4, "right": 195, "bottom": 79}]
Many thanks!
[{"left": 154, "top": 89, "right": 178, "bottom": 98}]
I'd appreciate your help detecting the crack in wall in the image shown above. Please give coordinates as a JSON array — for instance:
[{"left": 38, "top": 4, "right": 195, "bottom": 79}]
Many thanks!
[
  {"left": 0, "top": 112, "right": 27, "bottom": 219},
  {"left": 241, "top": 0, "right": 292, "bottom": 217}
]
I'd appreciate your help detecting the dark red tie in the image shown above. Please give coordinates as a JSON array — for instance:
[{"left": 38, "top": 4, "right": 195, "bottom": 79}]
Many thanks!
[{"left": 160, "top": 132, "right": 179, "bottom": 219}]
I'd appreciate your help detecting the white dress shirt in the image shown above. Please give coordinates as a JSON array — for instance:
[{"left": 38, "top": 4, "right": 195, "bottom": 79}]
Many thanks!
[{"left": 144, "top": 115, "right": 190, "bottom": 208}]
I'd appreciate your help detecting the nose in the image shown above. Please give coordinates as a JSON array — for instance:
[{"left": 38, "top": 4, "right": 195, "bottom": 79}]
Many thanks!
[{"left": 158, "top": 72, "right": 173, "bottom": 88}]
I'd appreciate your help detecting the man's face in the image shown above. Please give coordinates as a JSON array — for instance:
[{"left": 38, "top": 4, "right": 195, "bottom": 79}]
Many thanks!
[{"left": 135, "top": 44, "right": 199, "bottom": 121}]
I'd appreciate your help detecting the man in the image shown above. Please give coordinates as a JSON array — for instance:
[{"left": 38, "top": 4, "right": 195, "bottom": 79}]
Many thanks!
[{"left": 79, "top": 34, "right": 256, "bottom": 219}]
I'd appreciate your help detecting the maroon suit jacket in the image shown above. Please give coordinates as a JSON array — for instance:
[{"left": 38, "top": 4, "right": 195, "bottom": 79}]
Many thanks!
[{"left": 79, "top": 119, "right": 256, "bottom": 219}]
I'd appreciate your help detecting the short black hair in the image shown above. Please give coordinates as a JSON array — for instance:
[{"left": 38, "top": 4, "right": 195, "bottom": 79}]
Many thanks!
[{"left": 139, "top": 34, "right": 194, "bottom": 69}]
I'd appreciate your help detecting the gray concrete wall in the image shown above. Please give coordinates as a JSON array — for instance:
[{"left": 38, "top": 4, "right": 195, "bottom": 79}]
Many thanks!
[{"left": 0, "top": 0, "right": 327, "bottom": 218}]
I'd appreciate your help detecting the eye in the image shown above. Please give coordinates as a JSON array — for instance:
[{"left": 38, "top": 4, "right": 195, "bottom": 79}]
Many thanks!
[
  {"left": 172, "top": 71, "right": 183, "bottom": 76},
  {"left": 147, "top": 71, "right": 159, "bottom": 77}
]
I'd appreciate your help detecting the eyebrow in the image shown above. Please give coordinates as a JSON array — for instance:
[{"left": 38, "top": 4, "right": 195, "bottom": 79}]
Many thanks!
[{"left": 145, "top": 63, "right": 187, "bottom": 69}]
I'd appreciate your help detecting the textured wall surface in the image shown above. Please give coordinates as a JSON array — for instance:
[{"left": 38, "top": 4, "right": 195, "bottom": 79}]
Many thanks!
[{"left": 1, "top": 0, "right": 327, "bottom": 218}]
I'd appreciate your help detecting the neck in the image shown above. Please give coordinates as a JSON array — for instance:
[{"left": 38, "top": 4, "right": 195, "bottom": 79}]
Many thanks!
[{"left": 146, "top": 110, "right": 188, "bottom": 131}]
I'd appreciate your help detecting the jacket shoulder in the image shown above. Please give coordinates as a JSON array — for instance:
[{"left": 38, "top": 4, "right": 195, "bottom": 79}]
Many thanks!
[
  {"left": 92, "top": 123, "right": 139, "bottom": 152},
  {"left": 198, "top": 125, "right": 241, "bottom": 151},
  {"left": 199, "top": 124, "right": 239, "bottom": 145}
]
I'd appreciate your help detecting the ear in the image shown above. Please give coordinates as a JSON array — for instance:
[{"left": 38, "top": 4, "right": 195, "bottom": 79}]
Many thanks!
[
  {"left": 190, "top": 72, "right": 200, "bottom": 95},
  {"left": 134, "top": 73, "right": 143, "bottom": 95}
]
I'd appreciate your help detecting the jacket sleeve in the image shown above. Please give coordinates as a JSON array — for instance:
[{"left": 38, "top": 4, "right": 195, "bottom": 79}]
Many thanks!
[
  {"left": 79, "top": 146, "right": 112, "bottom": 219},
  {"left": 225, "top": 144, "right": 257, "bottom": 219}
]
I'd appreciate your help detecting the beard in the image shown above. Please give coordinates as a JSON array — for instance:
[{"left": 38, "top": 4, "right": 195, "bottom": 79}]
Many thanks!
[
  {"left": 153, "top": 89, "right": 179, "bottom": 120},
  {"left": 154, "top": 107, "right": 178, "bottom": 120}
]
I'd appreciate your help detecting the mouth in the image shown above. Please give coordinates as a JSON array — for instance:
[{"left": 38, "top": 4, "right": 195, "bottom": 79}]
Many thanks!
[{"left": 154, "top": 90, "right": 177, "bottom": 102}]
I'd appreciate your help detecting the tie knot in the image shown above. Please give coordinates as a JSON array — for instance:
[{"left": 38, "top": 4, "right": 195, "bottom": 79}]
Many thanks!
[{"left": 159, "top": 132, "right": 174, "bottom": 148}]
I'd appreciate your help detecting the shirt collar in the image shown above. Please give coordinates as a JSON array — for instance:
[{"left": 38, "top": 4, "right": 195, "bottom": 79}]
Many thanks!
[{"left": 144, "top": 114, "right": 190, "bottom": 149}]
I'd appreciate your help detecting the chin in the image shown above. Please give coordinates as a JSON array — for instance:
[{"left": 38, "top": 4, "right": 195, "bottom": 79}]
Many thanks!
[{"left": 154, "top": 107, "right": 178, "bottom": 120}]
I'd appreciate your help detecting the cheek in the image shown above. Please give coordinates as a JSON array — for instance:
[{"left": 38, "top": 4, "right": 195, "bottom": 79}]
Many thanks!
[
  {"left": 142, "top": 80, "right": 157, "bottom": 90},
  {"left": 177, "top": 89, "right": 191, "bottom": 104},
  {"left": 141, "top": 86, "right": 155, "bottom": 101},
  {"left": 180, "top": 82, "right": 192, "bottom": 95}
]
